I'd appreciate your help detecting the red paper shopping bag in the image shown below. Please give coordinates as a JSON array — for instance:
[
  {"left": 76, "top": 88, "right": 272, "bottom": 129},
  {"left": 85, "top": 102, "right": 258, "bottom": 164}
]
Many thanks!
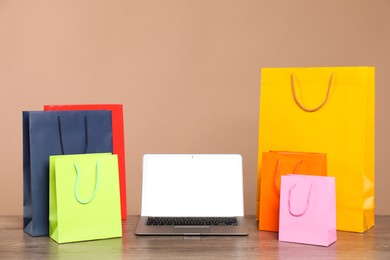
[
  {"left": 44, "top": 104, "right": 127, "bottom": 219},
  {"left": 279, "top": 174, "right": 337, "bottom": 246}
]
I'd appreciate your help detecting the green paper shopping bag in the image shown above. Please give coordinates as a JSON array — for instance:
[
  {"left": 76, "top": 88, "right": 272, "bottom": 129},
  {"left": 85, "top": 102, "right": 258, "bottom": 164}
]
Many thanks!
[{"left": 49, "top": 153, "right": 122, "bottom": 243}]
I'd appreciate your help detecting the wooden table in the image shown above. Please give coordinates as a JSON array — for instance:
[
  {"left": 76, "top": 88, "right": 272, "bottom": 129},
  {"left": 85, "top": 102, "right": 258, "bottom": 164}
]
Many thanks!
[{"left": 1, "top": 215, "right": 390, "bottom": 259}]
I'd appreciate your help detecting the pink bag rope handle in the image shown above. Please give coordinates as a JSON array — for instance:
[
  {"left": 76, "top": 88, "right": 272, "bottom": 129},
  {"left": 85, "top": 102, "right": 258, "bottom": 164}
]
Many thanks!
[
  {"left": 291, "top": 72, "right": 334, "bottom": 112},
  {"left": 288, "top": 183, "right": 313, "bottom": 217},
  {"left": 274, "top": 159, "right": 303, "bottom": 194}
]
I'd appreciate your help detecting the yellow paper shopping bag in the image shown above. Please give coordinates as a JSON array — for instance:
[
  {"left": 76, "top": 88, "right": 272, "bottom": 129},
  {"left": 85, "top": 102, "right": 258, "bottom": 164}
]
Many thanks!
[{"left": 256, "top": 67, "right": 374, "bottom": 232}]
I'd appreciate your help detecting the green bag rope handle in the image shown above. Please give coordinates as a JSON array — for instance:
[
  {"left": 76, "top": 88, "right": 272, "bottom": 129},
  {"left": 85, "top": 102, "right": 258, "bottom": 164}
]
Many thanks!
[
  {"left": 73, "top": 161, "right": 100, "bottom": 204},
  {"left": 291, "top": 72, "right": 334, "bottom": 112},
  {"left": 288, "top": 182, "right": 313, "bottom": 217}
]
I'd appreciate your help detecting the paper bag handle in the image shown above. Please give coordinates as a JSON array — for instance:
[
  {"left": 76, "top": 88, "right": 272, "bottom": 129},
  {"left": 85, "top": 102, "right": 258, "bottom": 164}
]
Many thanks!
[
  {"left": 73, "top": 161, "right": 100, "bottom": 204},
  {"left": 291, "top": 72, "right": 333, "bottom": 112},
  {"left": 57, "top": 116, "right": 89, "bottom": 154},
  {"left": 288, "top": 183, "right": 313, "bottom": 217},
  {"left": 274, "top": 159, "right": 303, "bottom": 194}
]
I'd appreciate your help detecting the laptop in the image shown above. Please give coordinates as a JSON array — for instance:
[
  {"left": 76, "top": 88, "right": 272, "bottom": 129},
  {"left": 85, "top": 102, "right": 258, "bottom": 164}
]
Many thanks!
[{"left": 135, "top": 154, "right": 249, "bottom": 236}]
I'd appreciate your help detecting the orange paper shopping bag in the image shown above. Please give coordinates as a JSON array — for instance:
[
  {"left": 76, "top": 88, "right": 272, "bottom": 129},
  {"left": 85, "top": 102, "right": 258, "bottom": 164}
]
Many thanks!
[{"left": 258, "top": 151, "right": 326, "bottom": 231}]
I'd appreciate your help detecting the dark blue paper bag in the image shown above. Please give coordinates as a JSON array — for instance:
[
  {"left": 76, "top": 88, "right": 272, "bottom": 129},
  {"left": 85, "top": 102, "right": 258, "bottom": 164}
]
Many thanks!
[{"left": 23, "top": 110, "right": 113, "bottom": 236}]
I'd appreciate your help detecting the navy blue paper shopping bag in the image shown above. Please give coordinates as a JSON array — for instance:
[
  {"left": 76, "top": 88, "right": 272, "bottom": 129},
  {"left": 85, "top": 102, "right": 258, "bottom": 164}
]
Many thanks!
[{"left": 23, "top": 110, "right": 113, "bottom": 236}]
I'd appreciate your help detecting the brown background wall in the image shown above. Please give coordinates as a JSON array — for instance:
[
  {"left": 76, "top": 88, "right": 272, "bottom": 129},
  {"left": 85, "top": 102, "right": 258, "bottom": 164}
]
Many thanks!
[{"left": 1, "top": 0, "right": 389, "bottom": 216}]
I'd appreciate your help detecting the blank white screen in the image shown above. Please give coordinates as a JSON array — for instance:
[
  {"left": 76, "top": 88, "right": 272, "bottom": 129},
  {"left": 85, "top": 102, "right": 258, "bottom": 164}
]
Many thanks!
[{"left": 141, "top": 154, "right": 244, "bottom": 217}]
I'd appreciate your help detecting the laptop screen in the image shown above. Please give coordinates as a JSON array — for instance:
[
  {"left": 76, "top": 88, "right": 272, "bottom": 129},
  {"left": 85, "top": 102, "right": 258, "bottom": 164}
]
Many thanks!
[{"left": 141, "top": 154, "right": 244, "bottom": 217}]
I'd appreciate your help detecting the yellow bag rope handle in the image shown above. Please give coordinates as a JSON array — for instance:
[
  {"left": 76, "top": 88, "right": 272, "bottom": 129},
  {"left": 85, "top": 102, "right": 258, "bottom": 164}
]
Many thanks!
[{"left": 291, "top": 72, "right": 334, "bottom": 112}]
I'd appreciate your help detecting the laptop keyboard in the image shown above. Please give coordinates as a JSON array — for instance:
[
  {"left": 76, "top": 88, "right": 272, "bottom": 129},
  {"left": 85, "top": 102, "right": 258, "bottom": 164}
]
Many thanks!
[{"left": 146, "top": 217, "right": 238, "bottom": 226}]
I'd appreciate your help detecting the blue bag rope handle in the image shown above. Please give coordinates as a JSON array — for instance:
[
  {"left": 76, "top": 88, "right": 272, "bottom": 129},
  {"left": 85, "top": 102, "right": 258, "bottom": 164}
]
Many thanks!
[
  {"left": 288, "top": 182, "right": 313, "bottom": 217},
  {"left": 73, "top": 161, "right": 101, "bottom": 204},
  {"left": 57, "top": 116, "right": 89, "bottom": 155}
]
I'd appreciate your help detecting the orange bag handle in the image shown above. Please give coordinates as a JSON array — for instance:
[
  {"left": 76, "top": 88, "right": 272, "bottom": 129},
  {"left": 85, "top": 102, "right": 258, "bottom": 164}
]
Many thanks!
[
  {"left": 288, "top": 182, "right": 313, "bottom": 217},
  {"left": 274, "top": 159, "right": 303, "bottom": 195},
  {"left": 291, "top": 72, "right": 334, "bottom": 112}
]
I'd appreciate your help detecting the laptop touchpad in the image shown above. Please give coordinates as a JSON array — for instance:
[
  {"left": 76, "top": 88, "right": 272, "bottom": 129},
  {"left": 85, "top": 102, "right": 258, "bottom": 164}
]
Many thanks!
[{"left": 174, "top": 226, "right": 210, "bottom": 234}]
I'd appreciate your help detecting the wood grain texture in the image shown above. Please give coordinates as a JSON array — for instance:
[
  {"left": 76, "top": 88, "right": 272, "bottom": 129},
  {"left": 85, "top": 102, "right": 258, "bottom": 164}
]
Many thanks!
[{"left": 1, "top": 216, "right": 390, "bottom": 259}]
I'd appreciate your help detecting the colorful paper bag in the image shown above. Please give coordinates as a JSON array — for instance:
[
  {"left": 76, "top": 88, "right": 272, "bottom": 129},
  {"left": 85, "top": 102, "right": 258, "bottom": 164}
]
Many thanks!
[
  {"left": 49, "top": 153, "right": 122, "bottom": 243},
  {"left": 279, "top": 174, "right": 337, "bottom": 246},
  {"left": 23, "top": 110, "right": 113, "bottom": 236},
  {"left": 44, "top": 104, "right": 127, "bottom": 219},
  {"left": 257, "top": 67, "right": 374, "bottom": 232},
  {"left": 258, "top": 151, "right": 327, "bottom": 231}
]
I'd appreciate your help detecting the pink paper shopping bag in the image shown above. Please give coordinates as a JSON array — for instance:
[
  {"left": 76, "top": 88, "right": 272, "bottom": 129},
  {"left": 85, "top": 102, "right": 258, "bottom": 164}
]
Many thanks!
[{"left": 279, "top": 174, "right": 337, "bottom": 246}]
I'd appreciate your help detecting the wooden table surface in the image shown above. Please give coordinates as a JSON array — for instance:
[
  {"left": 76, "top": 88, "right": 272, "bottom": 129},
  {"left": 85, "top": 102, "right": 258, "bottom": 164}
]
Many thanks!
[{"left": 1, "top": 215, "right": 390, "bottom": 259}]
